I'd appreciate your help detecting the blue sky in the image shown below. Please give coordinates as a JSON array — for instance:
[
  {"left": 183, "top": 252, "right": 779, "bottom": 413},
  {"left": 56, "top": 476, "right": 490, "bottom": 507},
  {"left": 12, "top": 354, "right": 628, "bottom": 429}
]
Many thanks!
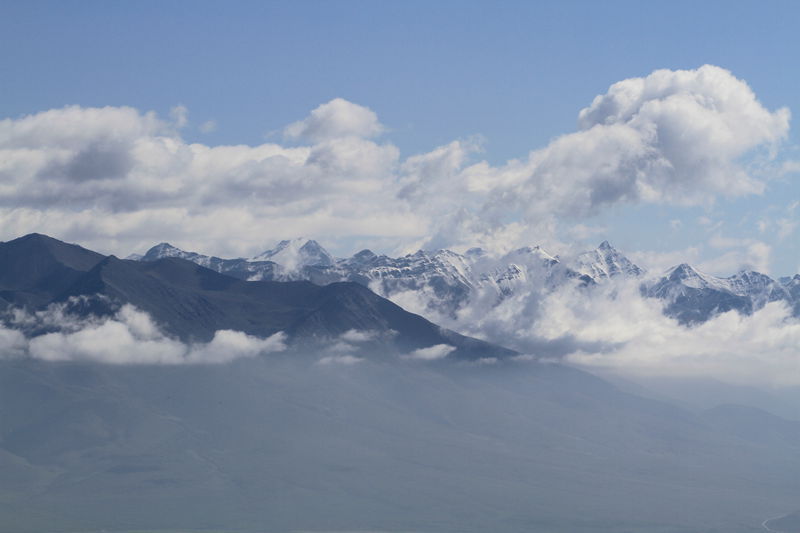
[{"left": 1, "top": 0, "right": 798, "bottom": 275}]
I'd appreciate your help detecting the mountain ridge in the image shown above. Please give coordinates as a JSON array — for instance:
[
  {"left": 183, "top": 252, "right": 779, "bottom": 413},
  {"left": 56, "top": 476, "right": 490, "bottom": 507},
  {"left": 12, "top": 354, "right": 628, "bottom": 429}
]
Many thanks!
[
  {"left": 135, "top": 237, "right": 800, "bottom": 324},
  {"left": 0, "top": 234, "right": 516, "bottom": 360}
]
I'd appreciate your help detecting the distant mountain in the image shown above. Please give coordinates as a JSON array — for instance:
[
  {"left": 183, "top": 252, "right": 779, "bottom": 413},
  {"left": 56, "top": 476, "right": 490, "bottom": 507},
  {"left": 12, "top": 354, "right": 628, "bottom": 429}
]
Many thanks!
[
  {"left": 780, "top": 274, "right": 800, "bottom": 316},
  {"left": 0, "top": 234, "right": 515, "bottom": 360},
  {"left": 2, "top": 234, "right": 800, "bottom": 533},
  {"left": 643, "top": 263, "right": 795, "bottom": 324},
  {"left": 573, "top": 240, "right": 645, "bottom": 280},
  {"left": 137, "top": 239, "right": 607, "bottom": 317},
  {"left": 0, "top": 233, "right": 105, "bottom": 308},
  {"left": 135, "top": 238, "right": 800, "bottom": 325},
  {"left": 252, "top": 237, "right": 335, "bottom": 268}
]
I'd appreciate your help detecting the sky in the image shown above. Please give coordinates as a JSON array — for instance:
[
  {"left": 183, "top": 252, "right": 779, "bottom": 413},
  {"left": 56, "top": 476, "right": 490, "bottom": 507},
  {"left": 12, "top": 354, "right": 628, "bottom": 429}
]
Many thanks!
[{"left": 1, "top": 0, "right": 799, "bottom": 276}]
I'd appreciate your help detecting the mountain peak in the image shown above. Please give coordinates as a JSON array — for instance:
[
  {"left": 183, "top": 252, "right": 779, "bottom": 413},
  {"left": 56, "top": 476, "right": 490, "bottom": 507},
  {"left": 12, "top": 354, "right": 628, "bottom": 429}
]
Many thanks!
[
  {"left": 352, "top": 249, "right": 377, "bottom": 260},
  {"left": 573, "top": 241, "right": 643, "bottom": 280},
  {"left": 668, "top": 263, "right": 699, "bottom": 278},
  {"left": 2, "top": 233, "right": 104, "bottom": 267},
  {"left": 143, "top": 242, "right": 186, "bottom": 261},
  {"left": 254, "top": 238, "right": 334, "bottom": 269},
  {"left": 11, "top": 232, "right": 49, "bottom": 241}
]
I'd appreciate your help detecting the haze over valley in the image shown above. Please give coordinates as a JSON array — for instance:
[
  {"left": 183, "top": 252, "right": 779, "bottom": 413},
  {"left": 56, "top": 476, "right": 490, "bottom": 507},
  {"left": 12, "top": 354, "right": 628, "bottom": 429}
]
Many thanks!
[{"left": 2, "top": 2, "right": 800, "bottom": 532}]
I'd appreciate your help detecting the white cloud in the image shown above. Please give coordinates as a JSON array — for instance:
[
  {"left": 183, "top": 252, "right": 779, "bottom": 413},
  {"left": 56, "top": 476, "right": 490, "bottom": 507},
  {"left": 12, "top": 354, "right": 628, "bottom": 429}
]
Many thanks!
[
  {"left": 551, "top": 289, "right": 800, "bottom": 388},
  {"left": 0, "top": 324, "right": 28, "bottom": 358},
  {"left": 170, "top": 104, "right": 189, "bottom": 129},
  {"left": 776, "top": 218, "right": 798, "bottom": 240},
  {"left": 338, "top": 329, "right": 380, "bottom": 343},
  {"left": 0, "top": 66, "right": 789, "bottom": 258},
  {"left": 284, "top": 98, "right": 384, "bottom": 142},
  {"left": 565, "top": 223, "right": 608, "bottom": 241},
  {"left": 701, "top": 236, "right": 771, "bottom": 274},
  {"left": 5, "top": 304, "right": 286, "bottom": 365},
  {"left": 628, "top": 246, "right": 702, "bottom": 274},
  {"left": 480, "top": 65, "right": 789, "bottom": 229},
  {"left": 199, "top": 119, "right": 217, "bottom": 133},
  {"left": 425, "top": 272, "right": 800, "bottom": 387},
  {"left": 404, "top": 344, "right": 456, "bottom": 361},
  {"left": 0, "top": 100, "right": 414, "bottom": 257}
]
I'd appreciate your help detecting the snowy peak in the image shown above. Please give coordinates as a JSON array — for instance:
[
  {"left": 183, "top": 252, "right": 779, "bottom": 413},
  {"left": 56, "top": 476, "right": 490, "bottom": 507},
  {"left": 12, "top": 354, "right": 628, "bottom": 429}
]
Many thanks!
[
  {"left": 727, "top": 270, "right": 789, "bottom": 306},
  {"left": 658, "top": 263, "right": 740, "bottom": 292},
  {"left": 728, "top": 270, "right": 780, "bottom": 293},
  {"left": 501, "top": 245, "right": 558, "bottom": 268},
  {"left": 658, "top": 264, "right": 780, "bottom": 297},
  {"left": 140, "top": 242, "right": 246, "bottom": 273},
  {"left": 644, "top": 262, "right": 798, "bottom": 323},
  {"left": 666, "top": 263, "right": 708, "bottom": 285},
  {"left": 142, "top": 242, "right": 184, "bottom": 260},
  {"left": 253, "top": 238, "right": 334, "bottom": 270},
  {"left": 130, "top": 237, "right": 799, "bottom": 326},
  {"left": 574, "top": 241, "right": 644, "bottom": 280},
  {"left": 346, "top": 249, "right": 378, "bottom": 265}
]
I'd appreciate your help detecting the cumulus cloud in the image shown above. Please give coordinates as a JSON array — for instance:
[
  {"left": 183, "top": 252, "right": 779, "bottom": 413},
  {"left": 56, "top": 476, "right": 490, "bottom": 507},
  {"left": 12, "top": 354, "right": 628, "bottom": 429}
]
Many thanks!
[
  {"left": 431, "top": 273, "right": 800, "bottom": 387},
  {"left": 2, "top": 303, "right": 286, "bottom": 365},
  {"left": 0, "top": 66, "right": 790, "bottom": 259},
  {"left": 0, "top": 100, "right": 413, "bottom": 257},
  {"left": 543, "top": 284, "right": 800, "bottom": 388},
  {"left": 284, "top": 98, "right": 384, "bottom": 142},
  {"left": 476, "top": 65, "right": 789, "bottom": 232}
]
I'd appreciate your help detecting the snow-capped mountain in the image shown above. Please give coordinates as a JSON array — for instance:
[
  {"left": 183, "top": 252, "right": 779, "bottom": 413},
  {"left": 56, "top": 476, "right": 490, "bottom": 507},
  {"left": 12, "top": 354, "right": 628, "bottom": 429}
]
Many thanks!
[
  {"left": 339, "top": 248, "right": 476, "bottom": 316},
  {"left": 135, "top": 239, "right": 799, "bottom": 325},
  {"left": 140, "top": 242, "right": 280, "bottom": 281},
  {"left": 643, "top": 264, "right": 795, "bottom": 324},
  {"left": 135, "top": 239, "right": 630, "bottom": 319},
  {"left": 252, "top": 238, "right": 335, "bottom": 269},
  {"left": 781, "top": 274, "right": 800, "bottom": 316},
  {"left": 573, "top": 240, "right": 645, "bottom": 280}
]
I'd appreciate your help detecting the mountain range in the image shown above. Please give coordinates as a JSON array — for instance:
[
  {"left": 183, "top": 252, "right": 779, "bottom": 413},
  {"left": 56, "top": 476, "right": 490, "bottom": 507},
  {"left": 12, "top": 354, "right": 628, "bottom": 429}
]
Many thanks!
[
  {"left": 135, "top": 237, "right": 800, "bottom": 325},
  {"left": 1, "top": 233, "right": 800, "bottom": 532},
  {"left": 0, "top": 233, "right": 514, "bottom": 360}
]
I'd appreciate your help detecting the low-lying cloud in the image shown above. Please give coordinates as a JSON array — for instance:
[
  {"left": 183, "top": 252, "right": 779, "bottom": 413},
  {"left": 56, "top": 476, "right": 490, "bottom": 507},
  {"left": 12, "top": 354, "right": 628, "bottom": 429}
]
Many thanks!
[
  {"left": 425, "top": 277, "right": 800, "bottom": 387},
  {"left": 404, "top": 344, "right": 456, "bottom": 361},
  {"left": 1, "top": 303, "right": 286, "bottom": 365}
]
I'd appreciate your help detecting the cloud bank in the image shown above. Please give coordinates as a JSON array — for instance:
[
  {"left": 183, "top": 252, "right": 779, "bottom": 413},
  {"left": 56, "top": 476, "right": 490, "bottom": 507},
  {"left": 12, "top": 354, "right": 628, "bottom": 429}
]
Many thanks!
[
  {"left": 0, "top": 65, "right": 788, "bottom": 257},
  {"left": 424, "top": 277, "right": 800, "bottom": 388},
  {"left": 1, "top": 303, "right": 286, "bottom": 365}
]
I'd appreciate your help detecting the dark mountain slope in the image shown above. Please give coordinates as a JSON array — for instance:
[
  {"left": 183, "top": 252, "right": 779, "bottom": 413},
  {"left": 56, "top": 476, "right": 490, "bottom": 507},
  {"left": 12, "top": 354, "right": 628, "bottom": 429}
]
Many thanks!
[
  {"left": 0, "top": 235, "right": 515, "bottom": 359},
  {"left": 0, "top": 233, "right": 105, "bottom": 307},
  {"left": 62, "top": 256, "right": 514, "bottom": 358}
]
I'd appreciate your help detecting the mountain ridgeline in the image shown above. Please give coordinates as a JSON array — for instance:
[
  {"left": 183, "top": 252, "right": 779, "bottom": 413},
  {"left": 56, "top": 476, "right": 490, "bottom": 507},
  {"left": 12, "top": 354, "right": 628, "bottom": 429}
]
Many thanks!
[
  {"left": 136, "top": 237, "right": 800, "bottom": 325},
  {"left": 0, "top": 233, "right": 514, "bottom": 360}
]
